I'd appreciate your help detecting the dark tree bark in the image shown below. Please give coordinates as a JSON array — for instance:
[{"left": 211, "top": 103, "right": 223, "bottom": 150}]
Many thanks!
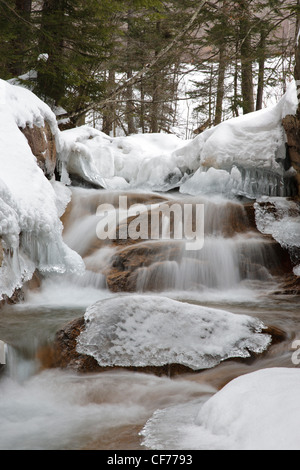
[
  {"left": 214, "top": 45, "right": 226, "bottom": 125},
  {"left": 239, "top": 0, "right": 254, "bottom": 114},
  {"left": 256, "top": 31, "right": 267, "bottom": 111}
]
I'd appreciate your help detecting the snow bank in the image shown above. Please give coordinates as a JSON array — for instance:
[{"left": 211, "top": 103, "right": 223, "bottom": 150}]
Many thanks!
[
  {"left": 56, "top": 81, "right": 298, "bottom": 198},
  {"left": 0, "top": 79, "right": 84, "bottom": 300},
  {"left": 141, "top": 367, "right": 300, "bottom": 450},
  {"left": 76, "top": 295, "right": 271, "bottom": 370}
]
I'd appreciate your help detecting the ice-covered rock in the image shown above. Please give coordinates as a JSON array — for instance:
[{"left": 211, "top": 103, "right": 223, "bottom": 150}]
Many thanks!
[
  {"left": 76, "top": 295, "right": 271, "bottom": 370},
  {"left": 254, "top": 197, "right": 300, "bottom": 274}
]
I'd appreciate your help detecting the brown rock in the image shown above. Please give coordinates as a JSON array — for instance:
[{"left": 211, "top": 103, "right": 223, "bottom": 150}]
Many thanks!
[
  {"left": 0, "top": 287, "right": 25, "bottom": 308},
  {"left": 264, "top": 325, "right": 287, "bottom": 345},
  {"left": 275, "top": 273, "right": 300, "bottom": 296},
  {"left": 105, "top": 241, "right": 182, "bottom": 292},
  {"left": 39, "top": 317, "right": 101, "bottom": 372},
  {"left": 20, "top": 121, "right": 56, "bottom": 179},
  {"left": 24, "top": 271, "right": 41, "bottom": 292}
]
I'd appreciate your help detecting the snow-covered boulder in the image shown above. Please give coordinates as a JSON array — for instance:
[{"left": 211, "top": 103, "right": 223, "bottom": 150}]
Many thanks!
[
  {"left": 0, "top": 79, "right": 84, "bottom": 301},
  {"left": 141, "top": 367, "right": 300, "bottom": 450}
]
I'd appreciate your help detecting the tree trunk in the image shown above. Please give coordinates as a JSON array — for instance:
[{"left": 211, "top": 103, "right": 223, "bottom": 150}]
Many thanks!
[
  {"left": 295, "top": 1, "right": 300, "bottom": 117},
  {"left": 102, "top": 69, "right": 116, "bottom": 135},
  {"left": 150, "top": 75, "right": 160, "bottom": 133},
  {"left": 125, "top": 69, "right": 136, "bottom": 135},
  {"left": 239, "top": 1, "right": 254, "bottom": 114},
  {"left": 256, "top": 32, "right": 267, "bottom": 111},
  {"left": 214, "top": 45, "right": 226, "bottom": 125}
]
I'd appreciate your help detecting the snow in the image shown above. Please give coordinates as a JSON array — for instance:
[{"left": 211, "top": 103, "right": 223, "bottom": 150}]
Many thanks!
[
  {"left": 58, "top": 126, "right": 186, "bottom": 190},
  {"left": 56, "top": 81, "right": 298, "bottom": 198},
  {"left": 76, "top": 294, "right": 271, "bottom": 370},
  {"left": 194, "top": 367, "right": 300, "bottom": 450},
  {"left": 141, "top": 367, "right": 300, "bottom": 450},
  {"left": 0, "top": 79, "right": 84, "bottom": 299}
]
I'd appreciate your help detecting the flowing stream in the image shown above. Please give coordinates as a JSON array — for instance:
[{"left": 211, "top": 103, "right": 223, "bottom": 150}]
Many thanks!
[{"left": 0, "top": 186, "right": 299, "bottom": 450}]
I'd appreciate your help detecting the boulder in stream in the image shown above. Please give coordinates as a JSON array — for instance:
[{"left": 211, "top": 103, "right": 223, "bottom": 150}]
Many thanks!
[{"left": 44, "top": 295, "right": 279, "bottom": 377}]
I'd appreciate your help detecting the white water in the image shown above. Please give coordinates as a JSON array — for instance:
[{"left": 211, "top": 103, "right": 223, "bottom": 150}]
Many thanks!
[{"left": 0, "top": 187, "right": 299, "bottom": 450}]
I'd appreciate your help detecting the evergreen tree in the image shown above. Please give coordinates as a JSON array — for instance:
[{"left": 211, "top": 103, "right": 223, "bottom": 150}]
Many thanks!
[{"left": 0, "top": 0, "right": 34, "bottom": 78}]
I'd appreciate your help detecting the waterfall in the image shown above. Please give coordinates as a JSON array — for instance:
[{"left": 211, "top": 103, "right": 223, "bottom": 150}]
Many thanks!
[{"left": 60, "top": 188, "right": 285, "bottom": 297}]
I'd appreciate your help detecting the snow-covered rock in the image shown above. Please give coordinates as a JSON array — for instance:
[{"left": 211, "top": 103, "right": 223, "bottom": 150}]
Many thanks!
[
  {"left": 141, "top": 367, "right": 300, "bottom": 450},
  {"left": 0, "top": 79, "right": 84, "bottom": 300},
  {"left": 76, "top": 295, "right": 271, "bottom": 370}
]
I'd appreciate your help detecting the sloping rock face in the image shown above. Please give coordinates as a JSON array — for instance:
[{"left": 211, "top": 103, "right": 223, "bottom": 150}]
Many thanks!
[{"left": 21, "top": 121, "right": 56, "bottom": 179}]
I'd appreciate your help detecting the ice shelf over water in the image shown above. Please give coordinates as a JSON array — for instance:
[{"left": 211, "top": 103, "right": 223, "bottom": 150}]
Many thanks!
[
  {"left": 0, "top": 79, "right": 84, "bottom": 300},
  {"left": 76, "top": 295, "right": 271, "bottom": 370}
]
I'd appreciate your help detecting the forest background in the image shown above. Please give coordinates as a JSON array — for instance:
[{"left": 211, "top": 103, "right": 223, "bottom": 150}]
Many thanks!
[{"left": 0, "top": 0, "right": 299, "bottom": 139}]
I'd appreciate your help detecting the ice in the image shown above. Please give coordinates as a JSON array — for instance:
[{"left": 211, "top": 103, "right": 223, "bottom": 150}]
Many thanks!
[
  {"left": 254, "top": 197, "right": 300, "bottom": 269},
  {"left": 255, "top": 197, "right": 300, "bottom": 248},
  {"left": 180, "top": 165, "right": 296, "bottom": 199},
  {"left": 76, "top": 295, "right": 271, "bottom": 370}
]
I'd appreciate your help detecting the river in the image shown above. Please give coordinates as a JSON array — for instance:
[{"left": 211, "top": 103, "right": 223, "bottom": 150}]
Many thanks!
[{"left": 0, "top": 187, "right": 299, "bottom": 450}]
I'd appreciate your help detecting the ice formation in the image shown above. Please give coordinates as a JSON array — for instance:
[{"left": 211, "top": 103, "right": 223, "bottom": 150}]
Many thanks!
[
  {"left": 76, "top": 295, "right": 271, "bottom": 370},
  {"left": 0, "top": 79, "right": 84, "bottom": 300},
  {"left": 254, "top": 197, "right": 300, "bottom": 275}
]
